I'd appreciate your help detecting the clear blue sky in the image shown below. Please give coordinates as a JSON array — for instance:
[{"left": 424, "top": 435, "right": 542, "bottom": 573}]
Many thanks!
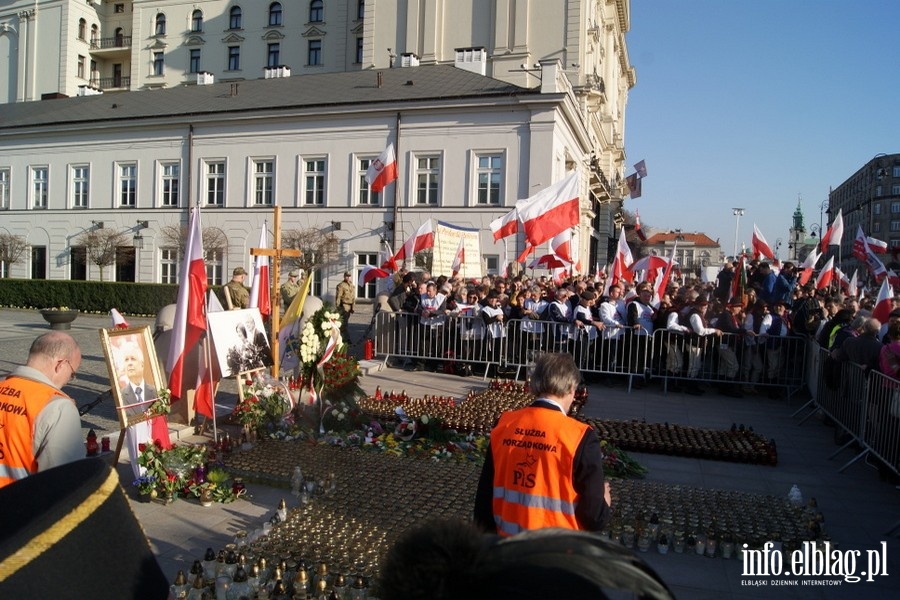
[{"left": 624, "top": 0, "right": 899, "bottom": 259}]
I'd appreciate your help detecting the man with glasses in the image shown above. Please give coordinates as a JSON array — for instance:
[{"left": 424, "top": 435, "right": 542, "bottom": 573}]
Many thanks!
[{"left": 0, "top": 332, "right": 84, "bottom": 488}]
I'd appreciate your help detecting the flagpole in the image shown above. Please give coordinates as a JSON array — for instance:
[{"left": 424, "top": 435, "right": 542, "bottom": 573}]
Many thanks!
[{"left": 196, "top": 204, "right": 218, "bottom": 442}]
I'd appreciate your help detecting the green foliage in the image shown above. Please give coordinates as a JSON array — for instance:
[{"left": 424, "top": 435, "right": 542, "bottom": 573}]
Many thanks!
[{"left": 0, "top": 278, "right": 226, "bottom": 316}]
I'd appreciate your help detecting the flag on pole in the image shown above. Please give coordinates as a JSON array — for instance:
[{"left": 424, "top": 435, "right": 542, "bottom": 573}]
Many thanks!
[
  {"left": 166, "top": 208, "right": 209, "bottom": 412},
  {"left": 550, "top": 229, "right": 575, "bottom": 263},
  {"left": 751, "top": 224, "right": 775, "bottom": 260},
  {"left": 815, "top": 256, "right": 835, "bottom": 290},
  {"left": 490, "top": 208, "right": 518, "bottom": 241},
  {"left": 820, "top": 208, "right": 844, "bottom": 253},
  {"left": 847, "top": 269, "right": 859, "bottom": 298},
  {"left": 655, "top": 241, "right": 678, "bottom": 301},
  {"left": 109, "top": 308, "right": 129, "bottom": 329},
  {"left": 634, "top": 211, "right": 647, "bottom": 242},
  {"left": 389, "top": 220, "right": 434, "bottom": 267},
  {"left": 853, "top": 225, "right": 888, "bottom": 279},
  {"left": 278, "top": 273, "right": 314, "bottom": 371},
  {"left": 867, "top": 236, "right": 888, "bottom": 253},
  {"left": 515, "top": 173, "right": 581, "bottom": 248},
  {"left": 873, "top": 277, "right": 894, "bottom": 324},
  {"left": 451, "top": 237, "right": 465, "bottom": 277},
  {"left": 610, "top": 227, "right": 634, "bottom": 286},
  {"left": 249, "top": 221, "right": 270, "bottom": 320},
  {"left": 625, "top": 173, "right": 642, "bottom": 198},
  {"left": 634, "top": 160, "right": 648, "bottom": 179},
  {"left": 365, "top": 143, "right": 398, "bottom": 192},
  {"left": 731, "top": 255, "right": 748, "bottom": 300},
  {"left": 797, "top": 249, "right": 819, "bottom": 286},
  {"left": 358, "top": 265, "right": 390, "bottom": 287}
]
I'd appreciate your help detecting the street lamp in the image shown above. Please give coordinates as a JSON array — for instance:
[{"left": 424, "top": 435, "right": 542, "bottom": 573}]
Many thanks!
[
  {"left": 775, "top": 238, "right": 782, "bottom": 261},
  {"left": 819, "top": 199, "right": 829, "bottom": 238},
  {"left": 732, "top": 208, "right": 745, "bottom": 258}
]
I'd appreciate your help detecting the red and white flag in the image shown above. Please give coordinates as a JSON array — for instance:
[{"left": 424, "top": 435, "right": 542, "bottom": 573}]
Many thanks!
[
  {"left": 451, "top": 238, "right": 465, "bottom": 277},
  {"left": 490, "top": 208, "right": 518, "bottom": 241},
  {"left": 634, "top": 211, "right": 647, "bottom": 242},
  {"left": 249, "top": 222, "right": 270, "bottom": 320},
  {"left": 797, "top": 249, "right": 819, "bottom": 286},
  {"left": 516, "top": 172, "right": 581, "bottom": 248},
  {"left": 867, "top": 236, "right": 888, "bottom": 253},
  {"left": 815, "top": 256, "right": 835, "bottom": 290},
  {"left": 655, "top": 241, "right": 678, "bottom": 301},
  {"left": 847, "top": 269, "right": 859, "bottom": 297},
  {"left": 166, "top": 208, "right": 211, "bottom": 416},
  {"left": 358, "top": 265, "right": 390, "bottom": 287},
  {"left": 610, "top": 227, "right": 634, "bottom": 286},
  {"left": 820, "top": 208, "right": 844, "bottom": 253},
  {"left": 853, "top": 225, "right": 888, "bottom": 279},
  {"left": 389, "top": 219, "right": 434, "bottom": 266},
  {"left": 550, "top": 229, "right": 575, "bottom": 263},
  {"left": 365, "top": 143, "right": 398, "bottom": 192},
  {"left": 751, "top": 224, "right": 775, "bottom": 260},
  {"left": 873, "top": 277, "right": 895, "bottom": 324},
  {"left": 109, "top": 308, "right": 129, "bottom": 329}
]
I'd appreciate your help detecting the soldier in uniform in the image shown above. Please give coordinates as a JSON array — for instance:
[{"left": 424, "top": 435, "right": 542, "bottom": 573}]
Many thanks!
[
  {"left": 335, "top": 270, "right": 356, "bottom": 335},
  {"left": 226, "top": 267, "right": 250, "bottom": 309},
  {"left": 281, "top": 269, "right": 302, "bottom": 308}
]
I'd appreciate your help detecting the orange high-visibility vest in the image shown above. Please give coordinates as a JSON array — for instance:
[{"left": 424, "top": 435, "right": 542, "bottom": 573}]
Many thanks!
[
  {"left": 490, "top": 405, "right": 590, "bottom": 536},
  {"left": 0, "top": 376, "right": 69, "bottom": 488}
]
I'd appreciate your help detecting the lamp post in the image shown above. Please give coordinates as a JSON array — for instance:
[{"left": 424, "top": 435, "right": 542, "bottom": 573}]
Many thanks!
[
  {"left": 775, "top": 238, "right": 782, "bottom": 261},
  {"left": 731, "top": 208, "right": 745, "bottom": 259}
]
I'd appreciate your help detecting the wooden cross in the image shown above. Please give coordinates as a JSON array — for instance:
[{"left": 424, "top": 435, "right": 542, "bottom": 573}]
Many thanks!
[{"left": 249, "top": 206, "right": 301, "bottom": 377}]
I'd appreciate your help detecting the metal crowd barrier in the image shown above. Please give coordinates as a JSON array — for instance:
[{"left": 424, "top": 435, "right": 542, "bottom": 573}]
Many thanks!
[{"left": 372, "top": 311, "right": 806, "bottom": 395}]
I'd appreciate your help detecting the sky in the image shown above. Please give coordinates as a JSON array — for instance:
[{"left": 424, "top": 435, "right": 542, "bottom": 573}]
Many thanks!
[{"left": 623, "top": 0, "right": 899, "bottom": 259}]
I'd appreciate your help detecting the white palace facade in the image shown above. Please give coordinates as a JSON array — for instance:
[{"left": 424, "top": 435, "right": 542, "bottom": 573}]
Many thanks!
[{"left": 0, "top": 0, "right": 635, "bottom": 300}]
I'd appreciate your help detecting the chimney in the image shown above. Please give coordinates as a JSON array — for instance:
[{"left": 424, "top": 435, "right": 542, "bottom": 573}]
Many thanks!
[
  {"left": 400, "top": 53, "right": 420, "bottom": 67},
  {"left": 196, "top": 71, "right": 214, "bottom": 85},
  {"left": 454, "top": 47, "right": 487, "bottom": 76},
  {"left": 376, "top": 71, "right": 383, "bottom": 88},
  {"left": 230, "top": 83, "right": 239, "bottom": 96}
]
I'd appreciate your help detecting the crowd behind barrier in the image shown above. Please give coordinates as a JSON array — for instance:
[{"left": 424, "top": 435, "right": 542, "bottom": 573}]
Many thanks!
[{"left": 371, "top": 310, "right": 899, "bottom": 480}]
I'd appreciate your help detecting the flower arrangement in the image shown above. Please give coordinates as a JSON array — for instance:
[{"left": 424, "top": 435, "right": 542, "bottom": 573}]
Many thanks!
[
  {"left": 133, "top": 440, "right": 239, "bottom": 503},
  {"left": 146, "top": 388, "right": 171, "bottom": 418},
  {"left": 234, "top": 373, "right": 293, "bottom": 433},
  {"left": 42, "top": 306, "right": 72, "bottom": 311}
]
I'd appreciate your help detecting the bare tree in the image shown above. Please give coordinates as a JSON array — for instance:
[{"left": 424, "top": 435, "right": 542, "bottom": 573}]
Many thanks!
[
  {"left": 73, "top": 229, "right": 131, "bottom": 281},
  {"left": 281, "top": 228, "right": 340, "bottom": 273},
  {"left": 160, "top": 224, "right": 227, "bottom": 256},
  {"left": 0, "top": 233, "right": 27, "bottom": 278}
]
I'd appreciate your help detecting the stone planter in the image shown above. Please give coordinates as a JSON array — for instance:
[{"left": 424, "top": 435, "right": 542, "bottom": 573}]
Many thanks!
[{"left": 40, "top": 309, "right": 79, "bottom": 330}]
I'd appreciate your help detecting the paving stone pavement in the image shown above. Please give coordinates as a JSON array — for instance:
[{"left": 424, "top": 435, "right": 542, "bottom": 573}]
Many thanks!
[{"left": 2, "top": 307, "right": 899, "bottom": 598}]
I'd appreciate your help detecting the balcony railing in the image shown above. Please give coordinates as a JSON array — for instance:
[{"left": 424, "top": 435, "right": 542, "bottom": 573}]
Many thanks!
[
  {"left": 90, "top": 36, "right": 132, "bottom": 50},
  {"left": 90, "top": 76, "right": 131, "bottom": 90}
]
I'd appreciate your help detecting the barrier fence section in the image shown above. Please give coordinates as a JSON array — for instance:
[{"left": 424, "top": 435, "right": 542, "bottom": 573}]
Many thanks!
[
  {"left": 799, "top": 346, "right": 900, "bottom": 480},
  {"left": 372, "top": 312, "right": 806, "bottom": 396}
]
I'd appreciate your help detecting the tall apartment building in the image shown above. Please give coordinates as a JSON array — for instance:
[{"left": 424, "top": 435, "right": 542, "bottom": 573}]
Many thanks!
[{"left": 0, "top": 0, "right": 635, "bottom": 297}]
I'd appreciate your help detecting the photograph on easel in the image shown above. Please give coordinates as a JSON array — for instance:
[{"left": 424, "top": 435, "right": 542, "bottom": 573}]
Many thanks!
[
  {"left": 99, "top": 325, "right": 167, "bottom": 430},
  {"left": 208, "top": 308, "right": 274, "bottom": 378}
]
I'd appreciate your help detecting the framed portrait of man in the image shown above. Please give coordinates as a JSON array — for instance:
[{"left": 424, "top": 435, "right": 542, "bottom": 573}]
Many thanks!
[{"left": 100, "top": 326, "right": 166, "bottom": 430}]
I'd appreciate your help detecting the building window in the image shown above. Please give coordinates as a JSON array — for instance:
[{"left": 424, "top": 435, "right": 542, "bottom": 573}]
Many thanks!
[
  {"left": 31, "top": 166, "right": 48, "bottom": 209},
  {"left": 77, "top": 55, "right": 85, "bottom": 79},
  {"left": 358, "top": 158, "right": 380, "bottom": 206},
  {"left": 0, "top": 168, "right": 9, "bottom": 209},
  {"left": 357, "top": 253, "right": 378, "bottom": 299},
  {"left": 160, "top": 248, "right": 178, "bottom": 284},
  {"left": 228, "top": 46, "right": 241, "bottom": 70},
  {"left": 308, "top": 40, "right": 322, "bottom": 66},
  {"left": 229, "top": 6, "right": 242, "bottom": 29},
  {"left": 152, "top": 51, "right": 164, "bottom": 76},
  {"left": 267, "top": 43, "right": 280, "bottom": 67},
  {"left": 206, "top": 161, "right": 225, "bottom": 206},
  {"left": 72, "top": 165, "right": 90, "bottom": 208},
  {"left": 191, "top": 9, "right": 203, "bottom": 32},
  {"left": 876, "top": 185, "right": 883, "bottom": 197},
  {"left": 894, "top": 184, "right": 900, "bottom": 196},
  {"left": 78, "top": 18, "right": 86, "bottom": 40},
  {"left": 90, "top": 25, "right": 98, "bottom": 46},
  {"left": 892, "top": 201, "right": 900, "bottom": 214},
  {"left": 476, "top": 154, "right": 502, "bottom": 205},
  {"left": 416, "top": 156, "right": 441, "bottom": 205},
  {"left": 70, "top": 246, "right": 87, "bottom": 280},
  {"left": 873, "top": 202, "right": 882, "bottom": 215},
  {"left": 189, "top": 49, "right": 201, "bottom": 73},
  {"left": 90, "top": 59, "right": 98, "bottom": 83},
  {"left": 894, "top": 166, "right": 900, "bottom": 178},
  {"left": 119, "top": 163, "right": 137, "bottom": 207},
  {"left": 204, "top": 249, "right": 223, "bottom": 285},
  {"left": 160, "top": 162, "right": 180, "bottom": 207},
  {"left": 253, "top": 160, "right": 274, "bottom": 205},
  {"left": 892, "top": 221, "right": 900, "bottom": 232},
  {"left": 309, "top": 0, "right": 324, "bottom": 22},
  {"left": 484, "top": 255, "right": 499, "bottom": 275},
  {"left": 357, "top": 0, "right": 365, "bottom": 19},
  {"left": 304, "top": 159, "right": 326, "bottom": 205},
  {"left": 356, "top": 37, "right": 363, "bottom": 63},
  {"left": 155, "top": 13, "right": 166, "bottom": 36},
  {"left": 114, "top": 3, "right": 125, "bottom": 14},
  {"left": 873, "top": 222, "right": 881, "bottom": 233},
  {"left": 269, "top": 2, "right": 283, "bottom": 26}
]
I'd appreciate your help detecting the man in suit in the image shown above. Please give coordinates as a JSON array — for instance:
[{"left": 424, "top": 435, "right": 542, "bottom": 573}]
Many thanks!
[{"left": 117, "top": 339, "right": 158, "bottom": 479}]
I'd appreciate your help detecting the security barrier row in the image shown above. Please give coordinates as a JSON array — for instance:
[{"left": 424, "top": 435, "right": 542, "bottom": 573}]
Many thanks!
[{"left": 371, "top": 311, "right": 807, "bottom": 396}]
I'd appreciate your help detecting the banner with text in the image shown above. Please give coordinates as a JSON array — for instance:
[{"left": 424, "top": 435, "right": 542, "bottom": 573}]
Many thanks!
[{"left": 432, "top": 221, "right": 482, "bottom": 280}]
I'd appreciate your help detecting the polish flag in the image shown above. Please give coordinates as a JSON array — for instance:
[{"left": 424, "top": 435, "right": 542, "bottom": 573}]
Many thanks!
[
  {"left": 249, "top": 222, "right": 270, "bottom": 320},
  {"left": 851, "top": 225, "right": 869, "bottom": 263},
  {"left": 634, "top": 211, "right": 647, "bottom": 242},
  {"left": 820, "top": 208, "right": 844, "bottom": 253},
  {"left": 490, "top": 208, "right": 518, "bottom": 241},
  {"left": 365, "top": 143, "right": 398, "bottom": 192},
  {"left": 550, "top": 229, "right": 575, "bottom": 263},
  {"left": 358, "top": 265, "right": 390, "bottom": 287},
  {"left": 655, "top": 241, "right": 678, "bottom": 301},
  {"left": 797, "top": 249, "right": 819, "bottom": 286},
  {"left": 610, "top": 227, "right": 634, "bottom": 286},
  {"left": 166, "top": 208, "right": 211, "bottom": 416},
  {"left": 815, "top": 256, "right": 835, "bottom": 290},
  {"left": 847, "top": 269, "right": 859, "bottom": 298},
  {"left": 389, "top": 219, "right": 434, "bottom": 266},
  {"left": 751, "top": 224, "right": 775, "bottom": 260},
  {"left": 873, "top": 278, "right": 895, "bottom": 324},
  {"left": 516, "top": 172, "right": 581, "bottom": 248},
  {"left": 853, "top": 225, "right": 888, "bottom": 279},
  {"left": 451, "top": 238, "right": 465, "bottom": 277},
  {"left": 867, "top": 236, "right": 888, "bottom": 253},
  {"left": 109, "top": 308, "right": 129, "bottom": 329}
]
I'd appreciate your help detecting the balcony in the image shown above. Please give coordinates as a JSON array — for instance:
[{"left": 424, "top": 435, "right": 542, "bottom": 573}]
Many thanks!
[
  {"left": 90, "top": 76, "right": 131, "bottom": 91},
  {"left": 89, "top": 36, "right": 132, "bottom": 58}
]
